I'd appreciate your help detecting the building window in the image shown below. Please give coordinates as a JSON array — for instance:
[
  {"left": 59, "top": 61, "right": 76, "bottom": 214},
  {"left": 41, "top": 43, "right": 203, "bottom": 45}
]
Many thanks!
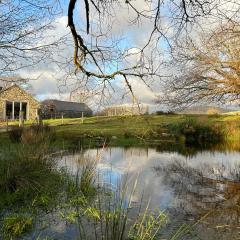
[
  {"left": 5, "top": 101, "right": 28, "bottom": 120},
  {"left": 6, "top": 101, "right": 13, "bottom": 119}
]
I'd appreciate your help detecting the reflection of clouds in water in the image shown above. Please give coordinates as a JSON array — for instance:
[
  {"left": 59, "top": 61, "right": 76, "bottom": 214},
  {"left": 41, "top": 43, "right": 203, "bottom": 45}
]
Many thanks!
[
  {"left": 55, "top": 147, "right": 240, "bottom": 240},
  {"left": 94, "top": 148, "right": 177, "bottom": 209},
  {"left": 97, "top": 164, "right": 123, "bottom": 191},
  {"left": 58, "top": 147, "right": 240, "bottom": 211},
  {"left": 89, "top": 148, "right": 240, "bottom": 180}
]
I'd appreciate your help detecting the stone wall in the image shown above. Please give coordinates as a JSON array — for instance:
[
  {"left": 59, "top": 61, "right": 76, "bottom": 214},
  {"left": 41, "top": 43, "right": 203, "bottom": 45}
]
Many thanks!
[{"left": 0, "top": 85, "right": 40, "bottom": 121}]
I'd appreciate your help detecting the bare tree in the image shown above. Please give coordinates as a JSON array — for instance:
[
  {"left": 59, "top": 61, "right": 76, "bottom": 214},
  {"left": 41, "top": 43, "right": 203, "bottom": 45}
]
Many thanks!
[
  {"left": 65, "top": 0, "right": 240, "bottom": 104},
  {"left": 160, "top": 21, "right": 240, "bottom": 108},
  {"left": 0, "top": 0, "right": 63, "bottom": 81}
]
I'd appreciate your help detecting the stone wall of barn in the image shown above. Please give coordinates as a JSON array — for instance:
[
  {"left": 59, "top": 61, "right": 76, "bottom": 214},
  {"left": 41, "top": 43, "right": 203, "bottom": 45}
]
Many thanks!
[{"left": 0, "top": 86, "right": 40, "bottom": 121}]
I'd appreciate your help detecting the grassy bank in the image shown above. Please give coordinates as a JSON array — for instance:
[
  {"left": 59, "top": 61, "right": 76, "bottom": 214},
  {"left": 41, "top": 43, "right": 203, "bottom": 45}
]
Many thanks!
[
  {"left": 0, "top": 126, "right": 70, "bottom": 239},
  {"left": 0, "top": 114, "right": 240, "bottom": 150},
  {"left": 52, "top": 114, "right": 240, "bottom": 141},
  {"left": 51, "top": 114, "right": 240, "bottom": 151}
]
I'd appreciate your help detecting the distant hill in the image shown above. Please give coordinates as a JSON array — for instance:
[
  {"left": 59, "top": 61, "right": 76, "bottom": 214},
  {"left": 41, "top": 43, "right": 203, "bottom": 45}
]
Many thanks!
[{"left": 177, "top": 106, "right": 234, "bottom": 115}]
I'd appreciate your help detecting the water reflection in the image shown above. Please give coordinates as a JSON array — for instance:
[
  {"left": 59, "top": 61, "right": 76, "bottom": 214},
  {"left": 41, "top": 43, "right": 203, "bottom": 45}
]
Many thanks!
[
  {"left": 155, "top": 140, "right": 240, "bottom": 157},
  {"left": 154, "top": 159, "right": 240, "bottom": 239},
  {"left": 58, "top": 147, "right": 240, "bottom": 239}
]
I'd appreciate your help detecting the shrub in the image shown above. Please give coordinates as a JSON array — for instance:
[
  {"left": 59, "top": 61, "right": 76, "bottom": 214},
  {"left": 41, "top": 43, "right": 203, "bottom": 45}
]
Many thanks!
[
  {"left": 124, "top": 130, "right": 133, "bottom": 138},
  {"left": 168, "top": 117, "right": 223, "bottom": 144},
  {"left": 8, "top": 124, "right": 56, "bottom": 144},
  {"left": 156, "top": 111, "right": 176, "bottom": 115}
]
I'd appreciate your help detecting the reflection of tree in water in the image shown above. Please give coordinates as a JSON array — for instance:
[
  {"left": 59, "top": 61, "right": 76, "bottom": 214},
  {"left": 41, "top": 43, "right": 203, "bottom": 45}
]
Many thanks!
[
  {"left": 154, "top": 161, "right": 240, "bottom": 239},
  {"left": 155, "top": 141, "right": 240, "bottom": 157}
]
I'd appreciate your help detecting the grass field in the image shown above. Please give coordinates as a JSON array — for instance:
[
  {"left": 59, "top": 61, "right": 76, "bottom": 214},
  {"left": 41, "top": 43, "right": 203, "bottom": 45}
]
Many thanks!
[
  {"left": 0, "top": 114, "right": 240, "bottom": 149},
  {"left": 50, "top": 114, "right": 240, "bottom": 136}
]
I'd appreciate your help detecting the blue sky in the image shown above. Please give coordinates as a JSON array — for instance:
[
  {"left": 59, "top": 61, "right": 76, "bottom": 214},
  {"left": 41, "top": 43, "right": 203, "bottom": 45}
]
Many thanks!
[{"left": 7, "top": 0, "right": 238, "bottom": 110}]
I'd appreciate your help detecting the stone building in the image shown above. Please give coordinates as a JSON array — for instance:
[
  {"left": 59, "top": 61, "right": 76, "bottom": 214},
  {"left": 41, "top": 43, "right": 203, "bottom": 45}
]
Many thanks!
[
  {"left": 0, "top": 84, "right": 40, "bottom": 121},
  {"left": 40, "top": 99, "right": 93, "bottom": 119}
]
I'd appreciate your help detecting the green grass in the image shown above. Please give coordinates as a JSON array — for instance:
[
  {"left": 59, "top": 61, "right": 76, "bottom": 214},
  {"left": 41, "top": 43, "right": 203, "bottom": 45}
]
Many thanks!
[
  {"left": 49, "top": 115, "right": 240, "bottom": 148},
  {"left": 1, "top": 213, "right": 33, "bottom": 239},
  {"left": 50, "top": 114, "right": 240, "bottom": 135},
  {"left": 0, "top": 114, "right": 239, "bottom": 149}
]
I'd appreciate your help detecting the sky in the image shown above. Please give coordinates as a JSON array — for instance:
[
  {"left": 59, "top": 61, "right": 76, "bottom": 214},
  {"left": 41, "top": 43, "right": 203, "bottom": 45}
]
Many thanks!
[
  {"left": 4, "top": 0, "right": 239, "bottom": 112},
  {"left": 18, "top": 0, "right": 165, "bottom": 111}
]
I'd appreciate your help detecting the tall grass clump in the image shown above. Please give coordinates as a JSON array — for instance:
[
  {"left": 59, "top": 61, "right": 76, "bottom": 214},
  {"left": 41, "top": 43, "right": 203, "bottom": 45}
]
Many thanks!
[
  {"left": 73, "top": 156, "right": 98, "bottom": 198},
  {"left": 0, "top": 124, "right": 62, "bottom": 210},
  {"left": 21, "top": 124, "right": 56, "bottom": 144},
  {"left": 62, "top": 155, "right": 168, "bottom": 240},
  {"left": 8, "top": 126, "right": 23, "bottom": 142},
  {"left": 9, "top": 123, "right": 56, "bottom": 144},
  {"left": 1, "top": 214, "right": 33, "bottom": 240},
  {"left": 1, "top": 124, "right": 56, "bottom": 193},
  {"left": 0, "top": 124, "right": 69, "bottom": 239},
  {"left": 0, "top": 144, "right": 54, "bottom": 193}
]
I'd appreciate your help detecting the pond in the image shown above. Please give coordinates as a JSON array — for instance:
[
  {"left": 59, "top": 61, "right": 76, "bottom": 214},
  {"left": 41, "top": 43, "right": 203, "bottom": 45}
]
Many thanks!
[{"left": 37, "top": 146, "right": 240, "bottom": 240}]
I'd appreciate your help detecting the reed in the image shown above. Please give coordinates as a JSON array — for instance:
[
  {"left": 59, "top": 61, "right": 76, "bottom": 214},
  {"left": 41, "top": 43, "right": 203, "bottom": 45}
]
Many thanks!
[{"left": 62, "top": 154, "right": 168, "bottom": 240}]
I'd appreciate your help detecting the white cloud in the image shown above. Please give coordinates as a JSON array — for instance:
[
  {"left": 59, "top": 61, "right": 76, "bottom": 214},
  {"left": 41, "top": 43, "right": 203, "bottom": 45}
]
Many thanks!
[
  {"left": 18, "top": 16, "right": 72, "bottom": 99},
  {"left": 15, "top": 0, "right": 239, "bottom": 111}
]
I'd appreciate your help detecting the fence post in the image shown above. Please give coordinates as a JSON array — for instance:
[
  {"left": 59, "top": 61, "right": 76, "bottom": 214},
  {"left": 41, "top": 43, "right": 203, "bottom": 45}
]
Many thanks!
[
  {"left": 61, "top": 112, "right": 64, "bottom": 125},
  {"left": 81, "top": 112, "right": 84, "bottom": 124}
]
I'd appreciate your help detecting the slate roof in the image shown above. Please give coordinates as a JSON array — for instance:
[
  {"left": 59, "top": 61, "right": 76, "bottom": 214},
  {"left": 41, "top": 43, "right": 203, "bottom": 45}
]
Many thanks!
[{"left": 42, "top": 99, "right": 92, "bottom": 113}]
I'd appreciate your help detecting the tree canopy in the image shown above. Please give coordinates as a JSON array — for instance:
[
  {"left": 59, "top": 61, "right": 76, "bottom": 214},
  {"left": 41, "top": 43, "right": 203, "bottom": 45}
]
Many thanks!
[{"left": 161, "top": 22, "right": 240, "bottom": 107}]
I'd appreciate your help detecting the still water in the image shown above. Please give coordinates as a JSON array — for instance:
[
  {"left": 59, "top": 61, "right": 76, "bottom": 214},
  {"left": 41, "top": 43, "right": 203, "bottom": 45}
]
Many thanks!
[
  {"left": 54, "top": 147, "right": 240, "bottom": 240},
  {"left": 28, "top": 147, "right": 240, "bottom": 239}
]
